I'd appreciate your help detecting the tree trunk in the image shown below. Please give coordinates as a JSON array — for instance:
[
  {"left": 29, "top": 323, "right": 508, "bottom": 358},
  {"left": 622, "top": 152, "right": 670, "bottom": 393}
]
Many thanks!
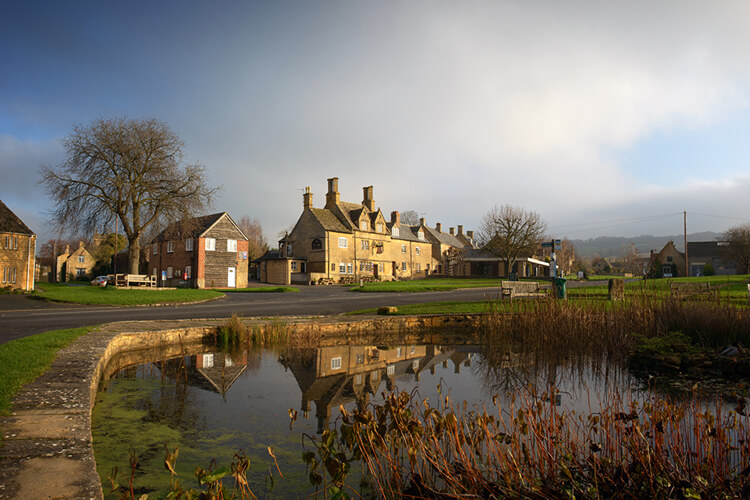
[{"left": 128, "top": 238, "right": 141, "bottom": 274}]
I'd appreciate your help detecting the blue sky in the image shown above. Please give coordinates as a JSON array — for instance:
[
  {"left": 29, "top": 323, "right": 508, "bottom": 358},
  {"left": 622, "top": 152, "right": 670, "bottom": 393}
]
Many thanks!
[{"left": 2, "top": 0, "right": 750, "bottom": 244}]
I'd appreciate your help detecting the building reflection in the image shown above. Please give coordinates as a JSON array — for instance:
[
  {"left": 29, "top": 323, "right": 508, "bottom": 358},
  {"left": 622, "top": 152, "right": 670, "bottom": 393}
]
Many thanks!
[
  {"left": 159, "top": 351, "right": 250, "bottom": 399},
  {"left": 278, "top": 344, "right": 474, "bottom": 433}
]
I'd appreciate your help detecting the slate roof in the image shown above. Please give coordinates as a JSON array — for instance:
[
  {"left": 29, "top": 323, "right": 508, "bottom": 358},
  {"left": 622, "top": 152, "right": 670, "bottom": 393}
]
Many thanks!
[
  {"left": 309, "top": 208, "right": 350, "bottom": 233},
  {"left": 687, "top": 241, "right": 730, "bottom": 259},
  {"left": 0, "top": 200, "right": 34, "bottom": 235},
  {"left": 388, "top": 223, "right": 423, "bottom": 242},
  {"left": 423, "top": 226, "right": 467, "bottom": 248},
  {"left": 254, "top": 249, "right": 281, "bottom": 262},
  {"left": 153, "top": 212, "right": 225, "bottom": 242}
]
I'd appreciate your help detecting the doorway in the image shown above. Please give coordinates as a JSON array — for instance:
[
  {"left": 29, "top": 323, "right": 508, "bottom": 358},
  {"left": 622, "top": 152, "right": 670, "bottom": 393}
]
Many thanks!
[{"left": 228, "top": 267, "right": 236, "bottom": 288}]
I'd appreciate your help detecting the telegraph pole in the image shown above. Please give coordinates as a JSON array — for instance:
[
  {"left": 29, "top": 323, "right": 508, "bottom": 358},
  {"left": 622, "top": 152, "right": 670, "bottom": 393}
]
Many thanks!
[{"left": 684, "top": 211, "right": 689, "bottom": 277}]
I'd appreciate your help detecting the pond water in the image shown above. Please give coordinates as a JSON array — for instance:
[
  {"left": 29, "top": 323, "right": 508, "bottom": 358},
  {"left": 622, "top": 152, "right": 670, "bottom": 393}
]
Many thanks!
[{"left": 91, "top": 336, "right": 659, "bottom": 498}]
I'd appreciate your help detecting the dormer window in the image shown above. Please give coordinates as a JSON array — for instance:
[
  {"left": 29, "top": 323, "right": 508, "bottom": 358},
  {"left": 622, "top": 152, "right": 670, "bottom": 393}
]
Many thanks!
[
  {"left": 392, "top": 227, "right": 399, "bottom": 238},
  {"left": 360, "top": 221, "right": 368, "bottom": 231},
  {"left": 418, "top": 231, "right": 425, "bottom": 241}
]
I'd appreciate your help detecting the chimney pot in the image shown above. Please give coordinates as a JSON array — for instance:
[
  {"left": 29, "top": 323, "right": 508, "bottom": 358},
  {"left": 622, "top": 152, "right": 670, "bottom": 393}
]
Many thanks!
[
  {"left": 449, "top": 227, "right": 455, "bottom": 235},
  {"left": 419, "top": 217, "right": 426, "bottom": 226},
  {"left": 436, "top": 223, "right": 442, "bottom": 233},
  {"left": 467, "top": 230, "right": 474, "bottom": 239},
  {"left": 457, "top": 225, "right": 464, "bottom": 235}
]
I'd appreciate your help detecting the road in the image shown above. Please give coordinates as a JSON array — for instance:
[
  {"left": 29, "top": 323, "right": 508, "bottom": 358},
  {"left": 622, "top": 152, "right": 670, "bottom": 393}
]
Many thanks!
[{"left": 0, "top": 286, "right": 509, "bottom": 343}]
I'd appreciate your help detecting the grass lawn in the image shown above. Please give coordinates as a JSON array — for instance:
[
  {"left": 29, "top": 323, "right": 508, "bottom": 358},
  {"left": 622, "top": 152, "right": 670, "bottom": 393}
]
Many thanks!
[
  {"left": 350, "top": 278, "right": 519, "bottom": 293},
  {"left": 33, "top": 282, "right": 224, "bottom": 305},
  {"left": 217, "top": 286, "right": 299, "bottom": 293},
  {"left": 0, "top": 326, "right": 93, "bottom": 415}
]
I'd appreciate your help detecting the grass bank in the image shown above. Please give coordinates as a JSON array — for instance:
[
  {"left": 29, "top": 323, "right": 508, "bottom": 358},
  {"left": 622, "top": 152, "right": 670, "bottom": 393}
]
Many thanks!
[
  {"left": 0, "top": 326, "right": 93, "bottom": 415},
  {"left": 33, "top": 282, "right": 224, "bottom": 305},
  {"left": 350, "top": 278, "right": 510, "bottom": 292}
]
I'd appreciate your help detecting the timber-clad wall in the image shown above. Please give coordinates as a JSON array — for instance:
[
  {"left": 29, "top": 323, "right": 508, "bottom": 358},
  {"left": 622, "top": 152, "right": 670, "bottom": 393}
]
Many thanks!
[{"left": 201, "top": 216, "right": 249, "bottom": 288}]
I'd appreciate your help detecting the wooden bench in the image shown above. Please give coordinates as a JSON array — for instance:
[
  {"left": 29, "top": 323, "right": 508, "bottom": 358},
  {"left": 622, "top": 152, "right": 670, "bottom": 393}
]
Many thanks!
[
  {"left": 113, "top": 274, "right": 156, "bottom": 287},
  {"left": 669, "top": 282, "right": 717, "bottom": 301},
  {"left": 501, "top": 280, "right": 547, "bottom": 300}
]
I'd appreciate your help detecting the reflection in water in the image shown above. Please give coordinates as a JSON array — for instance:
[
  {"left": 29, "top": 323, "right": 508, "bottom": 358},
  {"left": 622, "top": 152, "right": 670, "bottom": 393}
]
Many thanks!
[{"left": 92, "top": 337, "right": 667, "bottom": 498}]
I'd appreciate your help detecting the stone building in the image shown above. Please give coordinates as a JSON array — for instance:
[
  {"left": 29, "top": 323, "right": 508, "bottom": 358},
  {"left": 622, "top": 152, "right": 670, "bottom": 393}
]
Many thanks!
[
  {"left": 150, "top": 212, "right": 249, "bottom": 288},
  {"left": 55, "top": 241, "right": 96, "bottom": 281},
  {"left": 649, "top": 241, "right": 686, "bottom": 278},
  {"left": 258, "top": 178, "right": 474, "bottom": 285},
  {"left": 0, "top": 200, "right": 36, "bottom": 291}
]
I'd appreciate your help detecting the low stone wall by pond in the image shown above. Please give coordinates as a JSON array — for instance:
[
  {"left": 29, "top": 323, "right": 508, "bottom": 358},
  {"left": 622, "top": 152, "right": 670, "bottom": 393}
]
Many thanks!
[{"left": 0, "top": 314, "right": 485, "bottom": 499}]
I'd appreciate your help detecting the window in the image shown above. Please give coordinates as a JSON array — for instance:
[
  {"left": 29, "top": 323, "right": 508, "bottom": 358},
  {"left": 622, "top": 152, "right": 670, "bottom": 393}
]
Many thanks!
[
  {"left": 397, "top": 347, "right": 402, "bottom": 357},
  {"left": 167, "top": 267, "right": 174, "bottom": 278},
  {"left": 401, "top": 245, "right": 406, "bottom": 253},
  {"left": 361, "top": 240, "right": 369, "bottom": 250},
  {"left": 3, "top": 235, "right": 7, "bottom": 248},
  {"left": 291, "top": 261, "right": 298, "bottom": 271},
  {"left": 666, "top": 256, "right": 673, "bottom": 262},
  {"left": 392, "top": 227, "right": 399, "bottom": 238},
  {"left": 347, "top": 263, "right": 353, "bottom": 274},
  {"left": 11, "top": 267, "right": 16, "bottom": 283},
  {"left": 228, "top": 239, "right": 238, "bottom": 252},
  {"left": 415, "top": 247, "right": 420, "bottom": 255},
  {"left": 416, "top": 263, "right": 421, "bottom": 272},
  {"left": 205, "top": 238, "right": 216, "bottom": 251},
  {"left": 185, "top": 238, "right": 194, "bottom": 251},
  {"left": 331, "top": 357, "right": 342, "bottom": 370},
  {"left": 387, "top": 365, "right": 395, "bottom": 375},
  {"left": 185, "top": 266, "right": 191, "bottom": 279},
  {"left": 202, "top": 354, "right": 214, "bottom": 368},
  {"left": 312, "top": 239, "right": 322, "bottom": 249},
  {"left": 410, "top": 346, "right": 415, "bottom": 354},
  {"left": 285, "top": 243, "right": 292, "bottom": 256},
  {"left": 338, "top": 237, "right": 347, "bottom": 248},
  {"left": 356, "top": 353, "right": 365, "bottom": 364},
  {"left": 418, "top": 231, "right": 425, "bottom": 241},
  {"left": 78, "top": 255, "right": 85, "bottom": 263},
  {"left": 355, "top": 374, "right": 363, "bottom": 385},
  {"left": 359, "top": 262, "right": 364, "bottom": 272},
  {"left": 378, "top": 263, "right": 384, "bottom": 272},
  {"left": 402, "top": 261, "right": 407, "bottom": 271},
  {"left": 167, "top": 241, "right": 174, "bottom": 253},
  {"left": 153, "top": 243, "right": 158, "bottom": 255},
  {"left": 360, "top": 221, "right": 368, "bottom": 231},
  {"left": 301, "top": 262, "right": 306, "bottom": 273},
  {"left": 331, "top": 263, "right": 336, "bottom": 271},
  {"left": 13, "top": 236, "right": 18, "bottom": 249},
  {"left": 76, "top": 268, "right": 86, "bottom": 277},
  {"left": 339, "top": 263, "right": 346, "bottom": 273},
  {"left": 2, "top": 267, "right": 6, "bottom": 283},
  {"left": 377, "top": 223, "right": 383, "bottom": 233},
  {"left": 152, "top": 267, "right": 157, "bottom": 278}
]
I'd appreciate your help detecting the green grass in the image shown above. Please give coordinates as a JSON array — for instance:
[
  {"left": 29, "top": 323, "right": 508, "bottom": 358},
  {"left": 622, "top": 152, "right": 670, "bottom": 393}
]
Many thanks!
[
  {"left": 0, "top": 326, "right": 93, "bottom": 415},
  {"left": 217, "top": 286, "right": 299, "bottom": 293},
  {"left": 349, "top": 278, "right": 526, "bottom": 293},
  {"left": 33, "top": 282, "right": 224, "bottom": 305},
  {"left": 347, "top": 300, "right": 496, "bottom": 315}
]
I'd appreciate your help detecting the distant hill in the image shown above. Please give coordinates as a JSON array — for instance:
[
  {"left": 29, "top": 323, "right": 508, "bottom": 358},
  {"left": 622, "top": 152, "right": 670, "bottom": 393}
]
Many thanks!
[{"left": 570, "top": 232, "right": 723, "bottom": 259}]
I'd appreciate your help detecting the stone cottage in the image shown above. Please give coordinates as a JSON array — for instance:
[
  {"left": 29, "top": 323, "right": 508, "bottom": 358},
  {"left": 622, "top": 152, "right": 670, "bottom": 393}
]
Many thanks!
[{"left": 0, "top": 200, "right": 36, "bottom": 291}]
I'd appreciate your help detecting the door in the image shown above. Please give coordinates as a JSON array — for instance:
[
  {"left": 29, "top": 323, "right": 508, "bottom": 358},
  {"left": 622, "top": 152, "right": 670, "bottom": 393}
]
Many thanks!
[{"left": 228, "top": 267, "right": 236, "bottom": 288}]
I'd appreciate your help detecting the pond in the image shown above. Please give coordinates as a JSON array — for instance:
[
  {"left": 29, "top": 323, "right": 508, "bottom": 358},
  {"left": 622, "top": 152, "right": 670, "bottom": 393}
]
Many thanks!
[{"left": 92, "top": 331, "right": 747, "bottom": 498}]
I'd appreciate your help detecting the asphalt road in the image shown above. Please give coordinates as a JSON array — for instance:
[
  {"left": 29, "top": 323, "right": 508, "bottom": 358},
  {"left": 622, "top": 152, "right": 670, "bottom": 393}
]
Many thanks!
[{"left": 0, "top": 285, "right": 509, "bottom": 344}]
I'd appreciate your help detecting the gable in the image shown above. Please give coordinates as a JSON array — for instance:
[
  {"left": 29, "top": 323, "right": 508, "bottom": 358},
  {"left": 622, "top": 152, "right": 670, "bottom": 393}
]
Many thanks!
[
  {"left": 202, "top": 214, "right": 248, "bottom": 241},
  {"left": 0, "top": 200, "right": 34, "bottom": 235}
]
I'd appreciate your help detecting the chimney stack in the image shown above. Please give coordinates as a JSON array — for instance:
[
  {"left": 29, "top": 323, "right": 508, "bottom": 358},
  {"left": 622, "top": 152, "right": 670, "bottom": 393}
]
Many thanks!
[
  {"left": 467, "top": 230, "right": 474, "bottom": 239},
  {"left": 362, "top": 185, "right": 375, "bottom": 211},
  {"left": 420, "top": 217, "right": 426, "bottom": 226},
  {"left": 391, "top": 211, "right": 400, "bottom": 224},
  {"left": 436, "top": 222, "right": 442, "bottom": 233},
  {"left": 449, "top": 227, "right": 455, "bottom": 235},
  {"left": 325, "top": 177, "right": 340, "bottom": 209},
  {"left": 457, "top": 225, "right": 464, "bottom": 235},
  {"left": 303, "top": 186, "right": 313, "bottom": 209}
]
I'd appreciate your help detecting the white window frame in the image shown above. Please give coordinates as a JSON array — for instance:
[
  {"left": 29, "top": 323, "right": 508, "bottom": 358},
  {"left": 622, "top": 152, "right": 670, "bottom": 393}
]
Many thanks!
[
  {"left": 392, "top": 227, "right": 399, "bottom": 238},
  {"left": 338, "top": 237, "right": 347, "bottom": 248},
  {"left": 228, "top": 239, "right": 238, "bottom": 252},
  {"left": 185, "top": 265, "right": 192, "bottom": 279},
  {"left": 78, "top": 255, "right": 85, "bottom": 263},
  {"left": 415, "top": 246, "right": 420, "bottom": 255},
  {"left": 416, "top": 262, "right": 421, "bottom": 272},
  {"left": 331, "top": 357, "right": 342, "bottom": 370},
  {"left": 13, "top": 236, "right": 18, "bottom": 249},
  {"left": 167, "top": 241, "right": 174, "bottom": 253},
  {"left": 153, "top": 243, "right": 158, "bottom": 255},
  {"left": 11, "top": 267, "right": 16, "bottom": 283},
  {"left": 291, "top": 261, "right": 297, "bottom": 271},
  {"left": 360, "top": 221, "right": 368, "bottom": 231},
  {"left": 167, "top": 266, "right": 174, "bottom": 279},
  {"left": 401, "top": 245, "right": 406, "bottom": 253},
  {"left": 397, "top": 347, "right": 402, "bottom": 357},
  {"left": 387, "top": 364, "right": 395, "bottom": 375},
  {"left": 286, "top": 243, "right": 292, "bottom": 256},
  {"left": 361, "top": 240, "right": 369, "bottom": 250},
  {"left": 205, "top": 238, "right": 216, "bottom": 251},
  {"left": 202, "top": 353, "right": 214, "bottom": 368},
  {"left": 377, "top": 223, "right": 383, "bottom": 233},
  {"left": 185, "top": 238, "right": 194, "bottom": 251},
  {"left": 152, "top": 267, "right": 157, "bottom": 278},
  {"left": 339, "top": 263, "right": 346, "bottom": 273},
  {"left": 347, "top": 263, "right": 353, "bottom": 274},
  {"left": 418, "top": 231, "right": 425, "bottom": 241},
  {"left": 402, "top": 261, "right": 407, "bottom": 271}
]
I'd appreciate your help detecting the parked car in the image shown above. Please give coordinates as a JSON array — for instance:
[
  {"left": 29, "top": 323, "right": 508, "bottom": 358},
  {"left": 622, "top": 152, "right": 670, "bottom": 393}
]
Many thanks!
[{"left": 91, "top": 275, "right": 109, "bottom": 287}]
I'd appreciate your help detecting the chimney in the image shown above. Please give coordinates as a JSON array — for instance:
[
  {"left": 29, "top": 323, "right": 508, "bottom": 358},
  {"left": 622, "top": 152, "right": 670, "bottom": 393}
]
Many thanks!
[
  {"left": 457, "top": 225, "right": 464, "bottom": 235},
  {"left": 467, "top": 230, "right": 474, "bottom": 239},
  {"left": 303, "top": 186, "right": 313, "bottom": 210},
  {"left": 325, "top": 177, "right": 340, "bottom": 209},
  {"left": 391, "top": 211, "right": 400, "bottom": 224},
  {"left": 419, "top": 217, "right": 426, "bottom": 226},
  {"left": 436, "top": 222, "right": 442, "bottom": 233},
  {"left": 362, "top": 185, "right": 375, "bottom": 211},
  {"left": 449, "top": 227, "right": 455, "bottom": 235}
]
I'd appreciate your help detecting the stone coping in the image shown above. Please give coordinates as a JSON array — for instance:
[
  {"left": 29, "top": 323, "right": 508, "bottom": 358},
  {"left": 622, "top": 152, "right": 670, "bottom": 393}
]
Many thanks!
[{"left": 0, "top": 313, "right": 485, "bottom": 499}]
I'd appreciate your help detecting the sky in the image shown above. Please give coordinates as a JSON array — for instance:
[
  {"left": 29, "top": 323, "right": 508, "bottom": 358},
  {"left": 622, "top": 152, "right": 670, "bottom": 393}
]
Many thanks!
[{"left": 2, "top": 0, "right": 750, "bottom": 246}]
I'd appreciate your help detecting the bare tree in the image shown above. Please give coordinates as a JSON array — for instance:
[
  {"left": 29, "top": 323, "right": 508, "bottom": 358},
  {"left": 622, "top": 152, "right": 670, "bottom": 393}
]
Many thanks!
[
  {"left": 400, "top": 210, "right": 420, "bottom": 225},
  {"left": 237, "top": 216, "right": 269, "bottom": 261},
  {"left": 41, "top": 118, "right": 219, "bottom": 273},
  {"left": 723, "top": 223, "right": 750, "bottom": 274},
  {"left": 478, "top": 204, "right": 547, "bottom": 278},
  {"left": 556, "top": 238, "right": 577, "bottom": 275}
]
